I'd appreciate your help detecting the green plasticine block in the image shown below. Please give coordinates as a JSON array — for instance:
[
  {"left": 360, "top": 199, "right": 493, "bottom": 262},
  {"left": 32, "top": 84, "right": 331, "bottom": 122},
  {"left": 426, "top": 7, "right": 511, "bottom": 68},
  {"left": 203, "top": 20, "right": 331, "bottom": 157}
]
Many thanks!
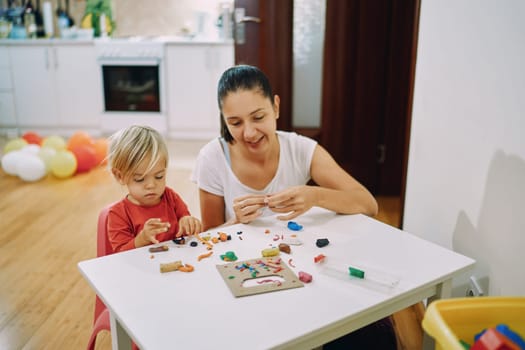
[{"left": 348, "top": 266, "right": 365, "bottom": 278}]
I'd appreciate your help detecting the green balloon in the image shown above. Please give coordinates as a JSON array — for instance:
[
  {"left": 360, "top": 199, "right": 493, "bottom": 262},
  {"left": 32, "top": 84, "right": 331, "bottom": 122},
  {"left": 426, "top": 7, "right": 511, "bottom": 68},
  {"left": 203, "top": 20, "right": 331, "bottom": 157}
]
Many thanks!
[{"left": 3, "top": 138, "right": 28, "bottom": 154}]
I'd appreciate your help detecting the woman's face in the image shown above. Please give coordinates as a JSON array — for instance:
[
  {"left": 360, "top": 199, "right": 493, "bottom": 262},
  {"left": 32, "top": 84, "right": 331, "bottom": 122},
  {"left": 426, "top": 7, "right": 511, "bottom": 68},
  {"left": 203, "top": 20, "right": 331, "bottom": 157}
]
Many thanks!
[{"left": 221, "top": 89, "right": 280, "bottom": 154}]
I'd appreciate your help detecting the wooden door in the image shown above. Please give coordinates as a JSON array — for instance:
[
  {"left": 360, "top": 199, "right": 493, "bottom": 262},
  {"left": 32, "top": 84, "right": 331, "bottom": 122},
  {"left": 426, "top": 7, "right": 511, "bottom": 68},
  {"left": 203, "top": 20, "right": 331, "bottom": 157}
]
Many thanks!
[
  {"left": 233, "top": 0, "right": 419, "bottom": 197},
  {"left": 233, "top": 0, "right": 293, "bottom": 132},
  {"left": 321, "top": 0, "right": 420, "bottom": 196}
]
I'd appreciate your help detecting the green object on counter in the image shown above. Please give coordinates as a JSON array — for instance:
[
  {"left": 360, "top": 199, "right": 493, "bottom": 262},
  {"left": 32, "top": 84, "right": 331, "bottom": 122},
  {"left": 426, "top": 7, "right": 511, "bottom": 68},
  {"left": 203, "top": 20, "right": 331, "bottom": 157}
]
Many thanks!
[
  {"left": 348, "top": 266, "right": 365, "bottom": 279},
  {"left": 82, "top": 0, "right": 114, "bottom": 37}
]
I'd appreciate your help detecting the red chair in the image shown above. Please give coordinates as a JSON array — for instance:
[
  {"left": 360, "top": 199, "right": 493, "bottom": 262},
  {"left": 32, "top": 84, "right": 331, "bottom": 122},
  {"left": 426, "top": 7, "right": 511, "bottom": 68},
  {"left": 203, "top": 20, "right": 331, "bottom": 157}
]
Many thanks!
[{"left": 86, "top": 204, "right": 114, "bottom": 350}]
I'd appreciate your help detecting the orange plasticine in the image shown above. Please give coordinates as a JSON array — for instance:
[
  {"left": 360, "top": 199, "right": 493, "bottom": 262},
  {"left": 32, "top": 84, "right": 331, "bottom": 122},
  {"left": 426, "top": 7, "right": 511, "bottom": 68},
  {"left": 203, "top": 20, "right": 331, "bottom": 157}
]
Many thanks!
[
  {"left": 178, "top": 264, "right": 194, "bottom": 272},
  {"left": 198, "top": 251, "right": 213, "bottom": 261}
]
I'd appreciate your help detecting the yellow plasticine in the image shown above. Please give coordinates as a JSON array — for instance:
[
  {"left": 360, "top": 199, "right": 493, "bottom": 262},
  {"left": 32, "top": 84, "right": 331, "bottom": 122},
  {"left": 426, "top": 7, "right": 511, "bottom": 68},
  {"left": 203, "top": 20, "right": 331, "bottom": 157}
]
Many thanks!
[{"left": 261, "top": 247, "right": 280, "bottom": 257}]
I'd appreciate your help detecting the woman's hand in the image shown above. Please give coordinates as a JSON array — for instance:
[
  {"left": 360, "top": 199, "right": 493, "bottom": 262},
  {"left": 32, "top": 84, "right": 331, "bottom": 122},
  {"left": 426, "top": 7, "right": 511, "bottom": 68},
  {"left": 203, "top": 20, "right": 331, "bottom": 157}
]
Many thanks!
[
  {"left": 138, "top": 218, "right": 170, "bottom": 245},
  {"left": 177, "top": 216, "right": 203, "bottom": 237},
  {"left": 233, "top": 194, "right": 267, "bottom": 224},
  {"left": 265, "top": 185, "right": 318, "bottom": 220}
]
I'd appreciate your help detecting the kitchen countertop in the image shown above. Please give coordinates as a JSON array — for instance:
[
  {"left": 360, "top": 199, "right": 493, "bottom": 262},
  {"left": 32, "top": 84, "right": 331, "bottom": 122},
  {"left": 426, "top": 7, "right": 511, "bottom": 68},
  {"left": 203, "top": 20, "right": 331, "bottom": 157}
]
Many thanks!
[{"left": 0, "top": 35, "right": 233, "bottom": 46}]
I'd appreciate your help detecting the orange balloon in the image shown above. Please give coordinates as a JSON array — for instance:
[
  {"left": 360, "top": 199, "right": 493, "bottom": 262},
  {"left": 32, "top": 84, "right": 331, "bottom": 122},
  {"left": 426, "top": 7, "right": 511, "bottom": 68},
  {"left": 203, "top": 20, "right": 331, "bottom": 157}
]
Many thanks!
[
  {"left": 22, "top": 131, "right": 43, "bottom": 145},
  {"left": 67, "top": 131, "right": 94, "bottom": 151},
  {"left": 71, "top": 144, "right": 97, "bottom": 173},
  {"left": 93, "top": 138, "right": 109, "bottom": 166}
]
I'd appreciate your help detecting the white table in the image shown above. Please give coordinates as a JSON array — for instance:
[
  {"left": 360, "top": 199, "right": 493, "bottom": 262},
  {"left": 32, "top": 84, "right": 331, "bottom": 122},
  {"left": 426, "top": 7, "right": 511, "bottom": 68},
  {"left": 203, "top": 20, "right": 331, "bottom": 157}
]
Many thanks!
[{"left": 78, "top": 208, "right": 475, "bottom": 350}]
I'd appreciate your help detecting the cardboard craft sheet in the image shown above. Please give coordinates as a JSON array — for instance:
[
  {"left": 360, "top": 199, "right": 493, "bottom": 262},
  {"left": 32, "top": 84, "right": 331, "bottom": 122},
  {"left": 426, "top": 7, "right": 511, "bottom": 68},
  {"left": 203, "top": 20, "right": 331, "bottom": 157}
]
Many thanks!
[{"left": 216, "top": 257, "right": 304, "bottom": 297}]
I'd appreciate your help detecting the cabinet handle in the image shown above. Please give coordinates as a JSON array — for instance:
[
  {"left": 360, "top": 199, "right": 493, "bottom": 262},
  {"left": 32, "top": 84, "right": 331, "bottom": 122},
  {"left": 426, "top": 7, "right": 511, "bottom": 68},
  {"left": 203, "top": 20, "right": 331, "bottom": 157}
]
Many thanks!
[
  {"left": 45, "top": 48, "right": 50, "bottom": 70},
  {"left": 53, "top": 48, "right": 58, "bottom": 69}
]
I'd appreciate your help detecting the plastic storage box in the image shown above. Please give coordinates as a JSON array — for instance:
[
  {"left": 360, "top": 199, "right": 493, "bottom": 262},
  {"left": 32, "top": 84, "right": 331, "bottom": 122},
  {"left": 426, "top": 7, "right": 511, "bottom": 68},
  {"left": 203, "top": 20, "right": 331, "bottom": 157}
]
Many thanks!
[{"left": 422, "top": 297, "right": 525, "bottom": 350}]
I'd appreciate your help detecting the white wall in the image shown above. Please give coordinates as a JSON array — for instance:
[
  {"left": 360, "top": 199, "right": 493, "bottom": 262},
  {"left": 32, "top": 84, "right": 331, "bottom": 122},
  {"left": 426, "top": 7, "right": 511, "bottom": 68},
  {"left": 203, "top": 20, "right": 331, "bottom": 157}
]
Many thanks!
[{"left": 404, "top": 0, "right": 525, "bottom": 296}]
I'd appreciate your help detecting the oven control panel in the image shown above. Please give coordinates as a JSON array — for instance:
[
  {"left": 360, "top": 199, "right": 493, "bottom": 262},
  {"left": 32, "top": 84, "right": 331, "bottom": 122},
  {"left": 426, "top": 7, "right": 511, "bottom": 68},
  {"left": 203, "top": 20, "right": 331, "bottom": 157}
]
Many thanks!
[{"left": 95, "top": 41, "right": 164, "bottom": 59}]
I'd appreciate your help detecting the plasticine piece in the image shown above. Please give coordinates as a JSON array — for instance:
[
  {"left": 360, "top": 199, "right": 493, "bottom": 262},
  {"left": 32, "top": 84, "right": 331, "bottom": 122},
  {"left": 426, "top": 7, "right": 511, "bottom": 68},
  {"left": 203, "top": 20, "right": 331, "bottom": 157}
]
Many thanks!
[
  {"left": 198, "top": 251, "right": 214, "bottom": 261},
  {"left": 160, "top": 260, "right": 183, "bottom": 273},
  {"left": 190, "top": 241, "right": 198, "bottom": 247},
  {"left": 218, "top": 232, "right": 229, "bottom": 242},
  {"left": 287, "top": 221, "right": 303, "bottom": 231},
  {"left": 262, "top": 247, "right": 280, "bottom": 257},
  {"left": 298, "top": 271, "right": 313, "bottom": 283},
  {"left": 316, "top": 238, "right": 329, "bottom": 247},
  {"left": 314, "top": 254, "right": 326, "bottom": 263},
  {"left": 278, "top": 243, "right": 291, "bottom": 254},
  {"left": 220, "top": 251, "right": 238, "bottom": 261},
  {"left": 282, "top": 237, "right": 303, "bottom": 245},
  {"left": 172, "top": 237, "right": 186, "bottom": 245},
  {"left": 149, "top": 245, "right": 169, "bottom": 253},
  {"left": 178, "top": 264, "right": 195, "bottom": 273},
  {"left": 349, "top": 266, "right": 365, "bottom": 279}
]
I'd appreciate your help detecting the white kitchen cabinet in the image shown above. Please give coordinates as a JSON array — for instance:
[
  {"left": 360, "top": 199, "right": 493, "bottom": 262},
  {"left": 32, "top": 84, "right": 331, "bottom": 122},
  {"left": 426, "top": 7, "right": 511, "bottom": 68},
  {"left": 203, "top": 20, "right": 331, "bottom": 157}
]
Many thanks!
[
  {"left": 8, "top": 43, "right": 102, "bottom": 132},
  {"left": 165, "top": 43, "right": 233, "bottom": 139},
  {"left": 0, "top": 46, "right": 16, "bottom": 128}
]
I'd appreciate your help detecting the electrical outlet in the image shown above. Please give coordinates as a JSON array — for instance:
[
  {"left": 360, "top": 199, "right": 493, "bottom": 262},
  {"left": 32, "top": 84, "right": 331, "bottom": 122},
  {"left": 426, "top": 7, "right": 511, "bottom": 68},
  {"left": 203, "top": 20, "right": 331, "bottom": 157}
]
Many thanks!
[{"left": 466, "top": 276, "right": 484, "bottom": 297}]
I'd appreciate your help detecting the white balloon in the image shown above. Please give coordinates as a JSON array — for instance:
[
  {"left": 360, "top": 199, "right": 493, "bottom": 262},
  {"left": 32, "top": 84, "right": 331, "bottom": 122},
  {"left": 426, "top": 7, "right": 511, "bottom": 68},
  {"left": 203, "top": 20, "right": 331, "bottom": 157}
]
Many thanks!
[
  {"left": 1, "top": 151, "right": 22, "bottom": 176},
  {"left": 16, "top": 154, "right": 47, "bottom": 182},
  {"left": 20, "top": 144, "right": 41, "bottom": 155}
]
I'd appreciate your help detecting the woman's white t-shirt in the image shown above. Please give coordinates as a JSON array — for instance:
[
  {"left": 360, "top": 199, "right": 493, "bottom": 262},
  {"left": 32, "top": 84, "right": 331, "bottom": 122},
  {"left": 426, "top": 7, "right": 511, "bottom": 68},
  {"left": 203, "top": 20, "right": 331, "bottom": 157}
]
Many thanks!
[{"left": 191, "top": 131, "right": 317, "bottom": 222}]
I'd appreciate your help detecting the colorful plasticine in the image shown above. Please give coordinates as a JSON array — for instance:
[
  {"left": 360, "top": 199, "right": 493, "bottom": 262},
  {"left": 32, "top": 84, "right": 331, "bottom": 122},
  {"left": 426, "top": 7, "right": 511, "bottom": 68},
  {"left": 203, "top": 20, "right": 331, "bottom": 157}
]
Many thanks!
[
  {"left": 287, "top": 221, "right": 303, "bottom": 231},
  {"left": 262, "top": 247, "right": 280, "bottom": 257}
]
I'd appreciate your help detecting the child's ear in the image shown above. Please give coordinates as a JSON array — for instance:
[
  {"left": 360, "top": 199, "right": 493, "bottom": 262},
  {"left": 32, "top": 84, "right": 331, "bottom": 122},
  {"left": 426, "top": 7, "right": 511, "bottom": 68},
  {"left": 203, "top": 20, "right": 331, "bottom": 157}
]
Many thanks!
[{"left": 112, "top": 169, "right": 125, "bottom": 184}]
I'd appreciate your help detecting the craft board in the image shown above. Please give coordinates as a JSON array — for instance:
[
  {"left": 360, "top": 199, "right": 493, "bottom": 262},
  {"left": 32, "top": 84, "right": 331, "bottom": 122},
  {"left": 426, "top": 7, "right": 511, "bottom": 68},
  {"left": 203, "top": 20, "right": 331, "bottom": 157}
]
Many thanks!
[{"left": 216, "top": 257, "right": 304, "bottom": 297}]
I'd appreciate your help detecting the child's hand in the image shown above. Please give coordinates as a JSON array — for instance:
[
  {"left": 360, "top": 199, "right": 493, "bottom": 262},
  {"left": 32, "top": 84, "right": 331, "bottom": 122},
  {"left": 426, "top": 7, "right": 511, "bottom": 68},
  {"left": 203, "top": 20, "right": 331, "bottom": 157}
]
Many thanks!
[
  {"left": 140, "top": 218, "right": 170, "bottom": 245},
  {"left": 176, "top": 216, "right": 202, "bottom": 237}
]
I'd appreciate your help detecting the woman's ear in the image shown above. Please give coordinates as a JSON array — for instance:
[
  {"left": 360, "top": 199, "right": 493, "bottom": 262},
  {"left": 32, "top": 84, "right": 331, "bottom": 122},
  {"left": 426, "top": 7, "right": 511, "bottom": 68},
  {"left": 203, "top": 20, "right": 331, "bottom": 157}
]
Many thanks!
[{"left": 273, "top": 94, "right": 280, "bottom": 119}]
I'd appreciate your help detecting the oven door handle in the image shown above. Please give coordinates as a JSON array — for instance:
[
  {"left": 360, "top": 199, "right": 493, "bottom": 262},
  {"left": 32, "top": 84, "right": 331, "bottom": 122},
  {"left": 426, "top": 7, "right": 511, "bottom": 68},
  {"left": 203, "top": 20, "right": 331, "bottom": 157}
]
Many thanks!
[{"left": 97, "top": 57, "right": 161, "bottom": 66}]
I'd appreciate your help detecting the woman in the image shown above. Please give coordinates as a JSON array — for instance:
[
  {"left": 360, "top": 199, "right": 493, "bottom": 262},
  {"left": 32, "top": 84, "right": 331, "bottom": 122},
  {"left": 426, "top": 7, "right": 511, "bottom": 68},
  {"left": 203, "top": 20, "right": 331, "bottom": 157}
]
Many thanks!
[
  {"left": 192, "top": 65, "right": 378, "bottom": 231},
  {"left": 192, "top": 65, "right": 395, "bottom": 349}
]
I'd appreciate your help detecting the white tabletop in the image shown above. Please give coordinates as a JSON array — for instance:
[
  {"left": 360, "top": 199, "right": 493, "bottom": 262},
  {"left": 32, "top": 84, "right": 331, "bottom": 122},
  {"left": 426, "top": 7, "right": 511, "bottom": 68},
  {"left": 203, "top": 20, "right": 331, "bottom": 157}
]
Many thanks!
[{"left": 78, "top": 208, "right": 475, "bottom": 350}]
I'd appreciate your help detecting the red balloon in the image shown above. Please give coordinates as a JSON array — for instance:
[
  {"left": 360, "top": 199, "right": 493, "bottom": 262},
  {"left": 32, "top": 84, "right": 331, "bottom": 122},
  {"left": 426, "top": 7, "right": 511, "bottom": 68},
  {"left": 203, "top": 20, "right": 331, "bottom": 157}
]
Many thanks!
[
  {"left": 22, "top": 131, "right": 43, "bottom": 145},
  {"left": 71, "top": 144, "right": 97, "bottom": 173}
]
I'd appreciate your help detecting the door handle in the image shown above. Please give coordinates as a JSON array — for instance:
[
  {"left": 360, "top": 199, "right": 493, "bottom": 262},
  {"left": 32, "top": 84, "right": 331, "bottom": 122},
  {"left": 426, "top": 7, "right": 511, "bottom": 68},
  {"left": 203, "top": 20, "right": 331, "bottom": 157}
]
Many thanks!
[
  {"left": 238, "top": 16, "right": 261, "bottom": 23},
  {"left": 234, "top": 7, "right": 261, "bottom": 45}
]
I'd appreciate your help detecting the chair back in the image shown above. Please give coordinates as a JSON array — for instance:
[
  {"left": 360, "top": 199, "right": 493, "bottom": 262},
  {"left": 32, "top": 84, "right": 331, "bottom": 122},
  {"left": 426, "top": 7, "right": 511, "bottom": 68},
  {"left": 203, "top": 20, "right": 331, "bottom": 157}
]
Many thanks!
[
  {"left": 94, "top": 203, "right": 116, "bottom": 325},
  {"left": 97, "top": 204, "right": 115, "bottom": 257}
]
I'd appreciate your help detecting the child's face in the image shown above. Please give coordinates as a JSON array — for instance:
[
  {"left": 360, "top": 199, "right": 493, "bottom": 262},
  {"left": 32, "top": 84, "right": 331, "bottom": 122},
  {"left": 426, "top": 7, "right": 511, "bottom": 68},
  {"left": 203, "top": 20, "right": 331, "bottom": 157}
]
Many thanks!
[
  {"left": 222, "top": 89, "right": 280, "bottom": 153},
  {"left": 118, "top": 157, "right": 167, "bottom": 207}
]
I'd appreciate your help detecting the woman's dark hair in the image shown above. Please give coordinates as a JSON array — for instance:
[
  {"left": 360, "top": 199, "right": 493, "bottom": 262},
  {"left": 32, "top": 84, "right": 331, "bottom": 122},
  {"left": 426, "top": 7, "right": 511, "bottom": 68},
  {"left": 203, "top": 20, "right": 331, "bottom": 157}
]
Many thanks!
[{"left": 217, "top": 65, "right": 273, "bottom": 142}]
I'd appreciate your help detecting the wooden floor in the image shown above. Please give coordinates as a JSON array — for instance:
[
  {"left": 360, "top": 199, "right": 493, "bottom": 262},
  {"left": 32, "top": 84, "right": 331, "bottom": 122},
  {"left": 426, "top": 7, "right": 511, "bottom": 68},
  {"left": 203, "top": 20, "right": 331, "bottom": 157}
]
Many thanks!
[{"left": 0, "top": 139, "right": 422, "bottom": 349}]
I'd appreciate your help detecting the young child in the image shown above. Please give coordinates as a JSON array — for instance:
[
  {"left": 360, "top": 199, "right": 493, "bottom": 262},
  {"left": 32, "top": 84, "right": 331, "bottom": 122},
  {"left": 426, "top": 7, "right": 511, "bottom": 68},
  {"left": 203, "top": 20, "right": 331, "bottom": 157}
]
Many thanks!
[{"left": 106, "top": 125, "right": 202, "bottom": 253}]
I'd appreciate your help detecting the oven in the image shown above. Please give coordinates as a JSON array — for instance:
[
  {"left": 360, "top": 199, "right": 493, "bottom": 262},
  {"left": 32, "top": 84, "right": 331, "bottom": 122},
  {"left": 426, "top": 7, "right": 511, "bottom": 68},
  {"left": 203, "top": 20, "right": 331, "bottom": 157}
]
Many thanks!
[{"left": 95, "top": 40, "right": 167, "bottom": 134}]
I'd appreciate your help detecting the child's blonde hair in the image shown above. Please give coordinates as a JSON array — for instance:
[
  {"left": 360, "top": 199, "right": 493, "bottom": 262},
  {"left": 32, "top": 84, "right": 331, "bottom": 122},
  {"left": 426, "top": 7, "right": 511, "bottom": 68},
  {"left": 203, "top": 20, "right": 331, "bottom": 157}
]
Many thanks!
[{"left": 107, "top": 125, "right": 169, "bottom": 182}]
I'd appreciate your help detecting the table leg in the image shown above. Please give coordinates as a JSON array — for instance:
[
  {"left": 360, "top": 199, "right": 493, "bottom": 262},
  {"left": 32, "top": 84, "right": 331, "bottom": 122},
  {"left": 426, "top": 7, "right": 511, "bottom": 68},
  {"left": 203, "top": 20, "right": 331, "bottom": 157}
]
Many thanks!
[
  {"left": 422, "top": 279, "right": 453, "bottom": 350},
  {"left": 110, "top": 312, "right": 133, "bottom": 350}
]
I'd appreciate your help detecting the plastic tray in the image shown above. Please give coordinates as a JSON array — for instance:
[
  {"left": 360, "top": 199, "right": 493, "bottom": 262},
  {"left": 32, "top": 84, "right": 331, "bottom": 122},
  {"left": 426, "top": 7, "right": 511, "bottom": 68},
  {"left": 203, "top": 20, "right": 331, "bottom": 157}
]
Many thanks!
[{"left": 422, "top": 297, "right": 525, "bottom": 350}]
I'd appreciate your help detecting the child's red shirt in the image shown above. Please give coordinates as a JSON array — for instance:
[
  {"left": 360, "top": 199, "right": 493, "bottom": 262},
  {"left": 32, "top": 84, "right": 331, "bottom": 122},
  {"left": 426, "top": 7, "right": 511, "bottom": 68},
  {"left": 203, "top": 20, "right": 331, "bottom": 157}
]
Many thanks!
[{"left": 107, "top": 187, "right": 191, "bottom": 253}]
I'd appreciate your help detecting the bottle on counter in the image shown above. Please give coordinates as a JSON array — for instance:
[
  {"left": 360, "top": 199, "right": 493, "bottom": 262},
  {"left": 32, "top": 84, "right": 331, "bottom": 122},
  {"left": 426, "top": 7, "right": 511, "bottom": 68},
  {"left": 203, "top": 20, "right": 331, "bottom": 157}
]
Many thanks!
[
  {"left": 34, "top": 0, "right": 45, "bottom": 37},
  {"left": 24, "top": 0, "right": 36, "bottom": 38},
  {"left": 56, "top": 0, "right": 69, "bottom": 37}
]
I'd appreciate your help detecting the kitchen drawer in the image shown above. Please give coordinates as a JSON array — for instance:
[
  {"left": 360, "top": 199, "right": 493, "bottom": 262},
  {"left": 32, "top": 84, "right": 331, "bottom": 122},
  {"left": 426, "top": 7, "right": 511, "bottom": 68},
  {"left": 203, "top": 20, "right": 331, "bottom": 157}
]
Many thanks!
[
  {"left": 0, "top": 68, "right": 12, "bottom": 89},
  {"left": 0, "top": 92, "right": 16, "bottom": 126}
]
